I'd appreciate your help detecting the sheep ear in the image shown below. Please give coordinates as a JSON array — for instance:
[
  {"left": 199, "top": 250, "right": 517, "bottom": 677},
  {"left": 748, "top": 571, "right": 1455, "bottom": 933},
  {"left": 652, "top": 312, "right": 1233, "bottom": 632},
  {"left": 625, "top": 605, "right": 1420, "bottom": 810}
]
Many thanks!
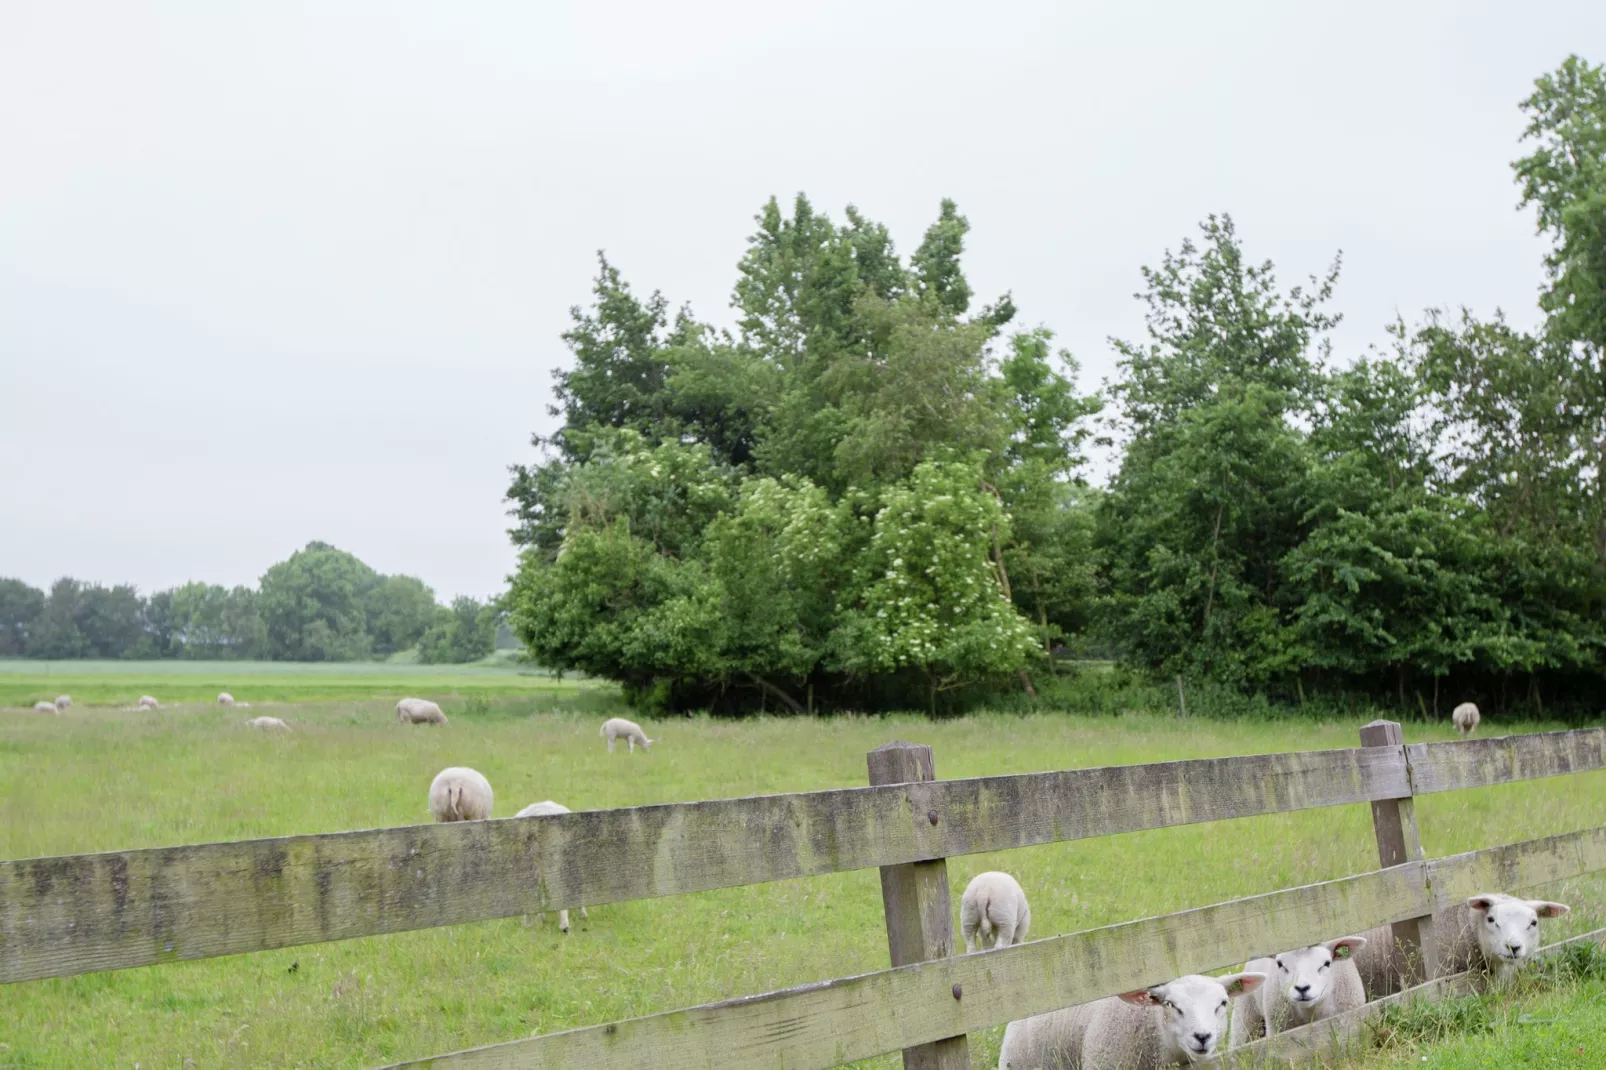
[
  {"left": 1326, "top": 936, "right": 1368, "bottom": 959},
  {"left": 1222, "top": 973, "right": 1266, "bottom": 998},
  {"left": 1529, "top": 901, "right": 1570, "bottom": 919},
  {"left": 1466, "top": 894, "right": 1499, "bottom": 911},
  {"left": 1118, "top": 988, "right": 1164, "bottom": 1006}
]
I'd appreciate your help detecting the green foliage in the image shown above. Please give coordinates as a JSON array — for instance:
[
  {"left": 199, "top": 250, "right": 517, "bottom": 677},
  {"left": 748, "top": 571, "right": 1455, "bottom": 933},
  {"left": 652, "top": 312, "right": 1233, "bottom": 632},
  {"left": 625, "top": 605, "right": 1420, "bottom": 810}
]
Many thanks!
[
  {"left": 258, "top": 542, "right": 380, "bottom": 661},
  {"left": 365, "top": 575, "right": 438, "bottom": 656},
  {"left": 417, "top": 596, "right": 500, "bottom": 664},
  {"left": 0, "top": 578, "right": 45, "bottom": 657}
]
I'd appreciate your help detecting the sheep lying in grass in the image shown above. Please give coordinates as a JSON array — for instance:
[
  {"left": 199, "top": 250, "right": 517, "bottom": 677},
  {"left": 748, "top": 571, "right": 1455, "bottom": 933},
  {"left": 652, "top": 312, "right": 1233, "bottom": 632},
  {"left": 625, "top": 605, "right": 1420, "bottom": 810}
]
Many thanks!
[
  {"left": 960, "top": 871, "right": 1031, "bottom": 953},
  {"left": 601, "top": 717, "right": 653, "bottom": 752},
  {"left": 218, "top": 692, "right": 235, "bottom": 706},
  {"left": 1452, "top": 702, "right": 1480, "bottom": 737},
  {"left": 428, "top": 767, "right": 493, "bottom": 822},
  {"left": 247, "top": 716, "right": 291, "bottom": 733},
  {"left": 138, "top": 695, "right": 159, "bottom": 709},
  {"left": 515, "top": 800, "right": 589, "bottom": 933},
  {"left": 999, "top": 972, "right": 1266, "bottom": 1068},
  {"left": 1354, "top": 894, "right": 1571, "bottom": 998},
  {"left": 397, "top": 697, "right": 447, "bottom": 725},
  {"left": 32, "top": 700, "right": 58, "bottom": 714},
  {"left": 1228, "top": 936, "right": 1367, "bottom": 1048},
  {"left": 54, "top": 694, "right": 72, "bottom": 710}
]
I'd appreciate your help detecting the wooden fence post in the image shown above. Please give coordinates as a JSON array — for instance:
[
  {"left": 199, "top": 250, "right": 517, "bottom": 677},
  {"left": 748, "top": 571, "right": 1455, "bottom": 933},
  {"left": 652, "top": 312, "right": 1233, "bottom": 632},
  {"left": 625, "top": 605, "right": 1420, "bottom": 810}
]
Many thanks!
[
  {"left": 1359, "top": 719, "right": 1438, "bottom": 986},
  {"left": 868, "top": 741, "right": 969, "bottom": 1070}
]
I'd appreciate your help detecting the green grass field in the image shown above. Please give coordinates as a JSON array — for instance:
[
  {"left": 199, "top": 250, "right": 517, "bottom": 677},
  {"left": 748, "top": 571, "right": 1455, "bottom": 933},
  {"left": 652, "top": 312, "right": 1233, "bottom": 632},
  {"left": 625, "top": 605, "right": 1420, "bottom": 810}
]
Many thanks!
[{"left": 1, "top": 668, "right": 1602, "bottom": 1068}]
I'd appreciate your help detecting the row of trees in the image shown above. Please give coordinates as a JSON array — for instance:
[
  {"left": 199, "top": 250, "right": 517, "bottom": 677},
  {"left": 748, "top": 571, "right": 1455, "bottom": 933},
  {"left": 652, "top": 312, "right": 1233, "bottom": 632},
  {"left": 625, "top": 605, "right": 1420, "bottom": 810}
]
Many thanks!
[
  {"left": 505, "top": 55, "right": 1606, "bottom": 716},
  {"left": 0, "top": 542, "right": 500, "bottom": 663}
]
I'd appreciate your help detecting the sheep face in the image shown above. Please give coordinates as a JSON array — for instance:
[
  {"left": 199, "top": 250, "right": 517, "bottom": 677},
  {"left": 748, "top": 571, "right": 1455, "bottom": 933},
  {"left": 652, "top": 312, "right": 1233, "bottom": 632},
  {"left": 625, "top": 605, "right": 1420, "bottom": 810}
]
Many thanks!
[
  {"left": 1469, "top": 894, "right": 1568, "bottom": 970},
  {"left": 1273, "top": 936, "right": 1366, "bottom": 1010},
  {"left": 1119, "top": 972, "right": 1264, "bottom": 1062}
]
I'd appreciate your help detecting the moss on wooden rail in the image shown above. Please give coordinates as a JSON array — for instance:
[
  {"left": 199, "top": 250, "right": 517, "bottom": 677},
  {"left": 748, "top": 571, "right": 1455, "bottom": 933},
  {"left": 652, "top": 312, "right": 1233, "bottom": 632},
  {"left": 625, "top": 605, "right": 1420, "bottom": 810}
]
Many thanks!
[{"left": 1407, "top": 728, "right": 1606, "bottom": 795}]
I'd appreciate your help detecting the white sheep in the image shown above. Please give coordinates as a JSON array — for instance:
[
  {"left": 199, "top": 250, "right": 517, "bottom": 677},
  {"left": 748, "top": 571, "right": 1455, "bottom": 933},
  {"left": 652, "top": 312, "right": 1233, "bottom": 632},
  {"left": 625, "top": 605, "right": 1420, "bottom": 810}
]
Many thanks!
[
  {"left": 960, "top": 871, "right": 1031, "bottom": 953},
  {"left": 428, "top": 767, "right": 493, "bottom": 822},
  {"left": 515, "top": 800, "right": 589, "bottom": 933},
  {"left": 54, "top": 694, "right": 72, "bottom": 710},
  {"left": 32, "top": 700, "right": 59, "bottom": 714},
  {"left": 1354, "top": 894, "right": 1571, "bottom": 998},
  {"left": 138, "top": 695, "right": 159, "bottom": 709},
  {"left": 397, "top": 697, "right": 448, "bottom": 725},
  {"left": 218, "top": 691, "right": 236, "bottom": 707},
  {"left": 999, "top": 972, "right": 1266, "bottom": 1068},
  {"left": 1228, "top": 936, "right": 1367, "bottom": 1048},
  {"left": 247, "top": 716, "right": 291, "bottom": 733},
  {"left": 1452, "top": 701, "right": 1480, "bottom": 737},
  {"left": 601, "top": 716, "right": 653, "bottom": 752}
]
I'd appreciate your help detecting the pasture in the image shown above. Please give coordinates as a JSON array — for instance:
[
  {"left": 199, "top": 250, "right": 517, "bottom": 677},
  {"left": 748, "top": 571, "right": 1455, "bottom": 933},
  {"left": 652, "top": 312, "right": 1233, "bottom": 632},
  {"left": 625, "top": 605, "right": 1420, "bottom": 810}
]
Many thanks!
[{"left": 1, "top": 672, "right": 1603, "bottom": 1068}]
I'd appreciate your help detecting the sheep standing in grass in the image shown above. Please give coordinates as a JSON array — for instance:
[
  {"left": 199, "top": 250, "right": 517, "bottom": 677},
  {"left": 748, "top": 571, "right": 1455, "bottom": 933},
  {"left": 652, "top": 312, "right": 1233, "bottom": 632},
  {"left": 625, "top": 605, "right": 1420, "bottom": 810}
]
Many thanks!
[
  {"left": 1354, "top": 894, "right": 1571, "bottom": 998},
  {"left": 960, "top": 871, "right": 1031, "bottom": 953},
  {"left": 1228, "top": 936, "right": 1366, "bottom": 1048},
  {"left": 1452, "top": 702, "right": 1481, "bottom": 737},
  {"left": 515, "top": 800, "right": 589, "bottom": 933},
  {"left": 54, "top": 694, "right": 72, "bottom": 710},
  {"left": 248, "top": 716, "right": 291, "bottom": 733},
  {"left": 32, "top": 700, "right": 58, "bottom": 714},
  {"left": 138, "top": 695, "right": 158, "bottom": 710},
  {"left": 601, "top": 717, "right": 653, "bottom": 752},
  {"left": 218, "top": 692, "right": 236, "bottom": 707},
  {"left": 428, "top": 767, "right": 493, "bottom": 822},
  {"left": 397, "top": 698, "right": 447, "bottom": 725},
  {"left": 999, "top": 972, "right": 1266, "bottom": 1068}
]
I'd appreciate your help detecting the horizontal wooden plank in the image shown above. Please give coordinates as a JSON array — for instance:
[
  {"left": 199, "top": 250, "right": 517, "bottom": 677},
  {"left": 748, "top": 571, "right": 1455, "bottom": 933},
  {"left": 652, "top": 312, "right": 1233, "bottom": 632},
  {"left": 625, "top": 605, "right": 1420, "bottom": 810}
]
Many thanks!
[
  {"left": 1408, "top": 728, "right": 1606, "bottom": 794},
  {"left": 1425, "top": 825, "right": 1606, "bottom": 909},
  {"left": 381, "top": 863, "right": 1432, "bottom": 1069},
  {"left": 0, "top": 744, "right": 1406, "bottom": 983}
]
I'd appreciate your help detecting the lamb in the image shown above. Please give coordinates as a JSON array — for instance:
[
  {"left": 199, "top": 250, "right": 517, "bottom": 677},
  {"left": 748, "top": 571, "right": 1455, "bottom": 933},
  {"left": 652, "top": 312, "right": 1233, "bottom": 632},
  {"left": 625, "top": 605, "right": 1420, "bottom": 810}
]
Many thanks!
[
  {"left": 960, "top": 871, "right": 1031, "bottom": 953},
  {"left": 54, "top": 694, "right": 72, "bottom": 710},
  {"left": 247, "top": 716, "right": 291, "bottom": 733},
  {"left": 1228, "top": 936, "right": 1367, "bottom": 1048},
  {"left": 515, "top": 800, "right": 589, "bottom": 933},
  {"left": 1452, "top": 702, "right": 1480, "bottom": 737},
  {"left": 397, "top": 697, "right": 448, "bottom": 725},
  {"left": 428, "top": 767, "right": 493, "bottom": 822},
  {"left": 218, "top": 692, "right": 236, "bottom": 706},
  {"left": 138, "top": 695, "right": 159, "bottom": 709},
  {"left": 1353, "top": 894, "right": 1570, "bottom": 998},
  {"left": 998, "top": 972, "right": 1266, "bottom": 1069},
  {"left": 32, "top": 700, "right": 59, "bottom": 714},
  {"left": 601, "top": 716, "right": 653, "bottom": 752}
]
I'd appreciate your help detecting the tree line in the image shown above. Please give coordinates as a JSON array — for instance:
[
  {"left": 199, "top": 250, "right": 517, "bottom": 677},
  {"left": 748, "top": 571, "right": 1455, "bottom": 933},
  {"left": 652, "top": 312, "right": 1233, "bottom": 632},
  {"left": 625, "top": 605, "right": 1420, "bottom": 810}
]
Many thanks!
[
  {"left": 505, "top": 55, "right": 1606, "bottom": 718},
  {"left": 0, "top": 542, "right": 500, "bottom": 664}
]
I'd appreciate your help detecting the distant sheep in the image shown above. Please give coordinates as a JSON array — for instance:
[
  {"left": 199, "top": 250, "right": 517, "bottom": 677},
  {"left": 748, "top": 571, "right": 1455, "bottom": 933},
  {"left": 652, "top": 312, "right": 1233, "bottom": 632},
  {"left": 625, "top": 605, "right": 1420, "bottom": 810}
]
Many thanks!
[
  {"left": 32, "top": 700, "right": 59, "bottom": 714},
  {"left": 138, "top": 695, "right": 159, "bottom": 709},
  {"left": 397, "top": 698, "right": 447, "bottom": 725},
  {"left": 959, "top": 871, "right": 1031, "bottom": 953},
  {"left": 1354, "top": 894, "right": 1571, "bottom": 998},
  {"left": 601, "top": 717, "right": 653, "bottom": 753},
  {"left": 54, "top": 694, "right": 72, "bottom": 709},
  {"left": 247, "top": 716, "right": 291, "bottom": 733},
  {"left": 218, "top": 692, "right": 236, "bottom": 707},
  {"left": 428, "top": 767, "right": 493, "bottom": 822},
  {"left": 515, "top": 800, "right": 589, "bottom": 933},
  {"left": 1452, "top": 702, "right": 1480, "bottom": 737},
  {"left": 1229, "top": 936, "right": 1367, "bottom": 1048},
  {"left": 999, "top": 972, "right": 1266, "bottom": 1068}
]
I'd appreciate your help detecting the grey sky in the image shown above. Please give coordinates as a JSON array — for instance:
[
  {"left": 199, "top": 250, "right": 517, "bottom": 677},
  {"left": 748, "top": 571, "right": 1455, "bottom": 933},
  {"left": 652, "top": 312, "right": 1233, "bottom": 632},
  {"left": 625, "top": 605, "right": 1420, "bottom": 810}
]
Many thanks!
[{"left": 2, "top": 1, "right": 1599, "bottom": 602}]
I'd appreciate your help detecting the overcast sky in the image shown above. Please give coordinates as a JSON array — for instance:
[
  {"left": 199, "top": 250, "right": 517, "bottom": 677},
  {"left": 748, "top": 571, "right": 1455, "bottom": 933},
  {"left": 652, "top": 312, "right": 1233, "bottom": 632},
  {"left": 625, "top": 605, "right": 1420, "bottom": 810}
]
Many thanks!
[{"left": 2, "top": 2, "right": 1600, "bottom": 602}]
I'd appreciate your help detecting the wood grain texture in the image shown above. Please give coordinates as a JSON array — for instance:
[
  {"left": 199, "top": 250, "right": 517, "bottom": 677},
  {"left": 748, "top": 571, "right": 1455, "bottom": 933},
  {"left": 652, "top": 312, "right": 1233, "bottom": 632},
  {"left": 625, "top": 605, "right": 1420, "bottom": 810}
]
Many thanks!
[
  {"left": 0, "top": 745, "right": 1407, "bottom": 983},
  {"left": 1359, "top": 721, "right": 1436, "bottom": 986},
  {"left": 379, "top": 864, "right": 1432, "bottom": 1069},
  {"left": 1408, "top": 728, "right": 1606, "bottom": 794},
  {"left": 866, "top": 742, "right": 966, "bottom": 1070}
]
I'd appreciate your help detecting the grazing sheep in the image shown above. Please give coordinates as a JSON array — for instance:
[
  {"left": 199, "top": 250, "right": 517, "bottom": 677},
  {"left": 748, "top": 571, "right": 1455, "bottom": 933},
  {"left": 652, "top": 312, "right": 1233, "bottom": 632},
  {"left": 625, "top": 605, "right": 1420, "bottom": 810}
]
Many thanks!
[
  {"left": 138, "top": 695, "right": 159, "bottom": 709},
  {"left": 999, "top": 972, "right": 1266, "bottom": 1069},
  {"left": 1228, "top": 937, "right": 1367, "bottom": 1048},
  {"left": 1354, "top": 894, "right": 1570, "bottom": 998},
  {"left": 397, "top": 697, "right": 448, "bottom": 725},
  {"left": 1452, "top": 702, "right": 1480, "bottom": 737},
  {"left": 428, "top": 767, "right": 493, "bottom": 822},
  {"left": 54, "top": 694, "right": 72, "bottom": 709},
  {"left": 247, "top": 716, "right": 291, "bottom": 733},
  {"left": 218, "top": 691, "right": 236, "bottom": 706},
  {"left": 515, "top": 800, "right": 589, "bottom": 933},
  {"left": 960, "top": 871, "right": 1031, "bottom": 953},
  {"left": 32, "top": 700, "right": 59, "bottom": 714},
  {"left": 601, "top": 716, "right": 653, "bottom": 752}
]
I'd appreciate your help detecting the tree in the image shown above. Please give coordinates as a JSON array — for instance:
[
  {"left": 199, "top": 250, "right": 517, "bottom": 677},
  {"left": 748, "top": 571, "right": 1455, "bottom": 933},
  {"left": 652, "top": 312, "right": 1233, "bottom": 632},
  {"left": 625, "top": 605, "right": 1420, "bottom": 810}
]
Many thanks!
[
  {"left": 257, "top": 542, "right": 379, "bottom": 661},
  {"left": 365, "top": 575, "right": 438, "bottom": 656},
  {"left": 418, "top": 596, "right": 499, "bottom": 664},
  {"left": 0, "top": 578, "right": 44, "bottom": 657}
]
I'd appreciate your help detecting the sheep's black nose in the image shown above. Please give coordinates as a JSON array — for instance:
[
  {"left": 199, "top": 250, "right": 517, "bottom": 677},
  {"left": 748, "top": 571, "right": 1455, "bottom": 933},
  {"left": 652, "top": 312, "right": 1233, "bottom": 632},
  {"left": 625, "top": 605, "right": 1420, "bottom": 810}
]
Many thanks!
[
  {"left": 1192, "top": 1032, "right": 1212, "bottom": 1045},
  {"left": 1294, "top": 984, "right": 1311, "bottom": 997},
  {"left": 1508, "top": 943, "right": 1523, "bottom": 957}
]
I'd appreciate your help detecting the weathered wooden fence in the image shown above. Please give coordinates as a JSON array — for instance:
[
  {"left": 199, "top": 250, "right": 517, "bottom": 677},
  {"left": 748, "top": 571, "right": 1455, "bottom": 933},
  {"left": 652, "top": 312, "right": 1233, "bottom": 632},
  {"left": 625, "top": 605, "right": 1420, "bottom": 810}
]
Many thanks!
[{"left": 2, "top": 720, "right": 1603, "bottom": 1068}]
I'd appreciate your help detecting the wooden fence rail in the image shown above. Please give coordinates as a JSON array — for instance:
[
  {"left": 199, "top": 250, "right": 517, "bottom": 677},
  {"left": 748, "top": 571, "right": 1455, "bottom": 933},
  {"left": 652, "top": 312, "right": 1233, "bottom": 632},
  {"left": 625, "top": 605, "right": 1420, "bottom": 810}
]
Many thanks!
[{"left": 2, "top": 722, "right": 1603, "bottom": 1069}]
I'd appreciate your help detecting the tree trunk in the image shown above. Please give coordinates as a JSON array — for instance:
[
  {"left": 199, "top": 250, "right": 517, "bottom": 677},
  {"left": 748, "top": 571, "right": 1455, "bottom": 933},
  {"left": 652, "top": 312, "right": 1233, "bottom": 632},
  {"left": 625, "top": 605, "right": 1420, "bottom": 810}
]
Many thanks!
[
  {"left": 745, "top": 673, "right": 805, "bottom": 714},
  {"left": 1018, "top": 669, "right": 1037, "bottom": 700}
]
